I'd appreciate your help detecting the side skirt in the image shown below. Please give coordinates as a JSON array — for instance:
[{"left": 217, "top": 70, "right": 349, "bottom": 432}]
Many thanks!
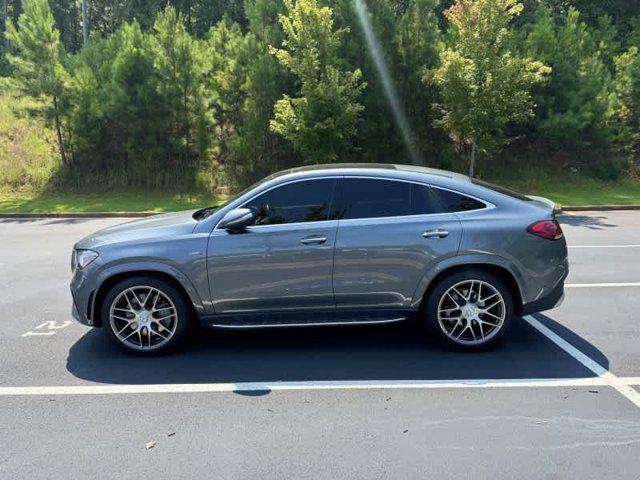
[{"left": 199, "top": 309, "right": 413, "bottom": 329}]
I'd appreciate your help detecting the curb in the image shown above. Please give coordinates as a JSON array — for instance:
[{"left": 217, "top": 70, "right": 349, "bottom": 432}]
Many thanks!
[
  {"left": 558, "top": 205, "right": 640, "bottom": 212},
  {"left": 0, "top": 212, "right": 156, "bottom": 219}
]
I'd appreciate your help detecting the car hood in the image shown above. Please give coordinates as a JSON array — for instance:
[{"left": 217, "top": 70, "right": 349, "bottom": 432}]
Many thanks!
[{"left": 75, "top": 210, "right": 200, "bottom": 249}]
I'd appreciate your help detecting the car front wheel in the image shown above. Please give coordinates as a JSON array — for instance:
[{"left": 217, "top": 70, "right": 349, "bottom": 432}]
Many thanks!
[
  {"left": 426, "top": 270, "right": 514, "bottom": 349},
  {"left": 102, "top": 277, "right": 191, "bottom": 355}
]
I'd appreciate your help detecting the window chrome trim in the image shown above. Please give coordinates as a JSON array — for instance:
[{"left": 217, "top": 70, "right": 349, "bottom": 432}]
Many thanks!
[{"left": 213, "top": 173, "right": 494, "bottom": 230}]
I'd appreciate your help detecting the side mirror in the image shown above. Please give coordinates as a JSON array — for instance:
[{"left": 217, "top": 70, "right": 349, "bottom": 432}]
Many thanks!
[{"left": 219, "top": 208, "right": 256, "bottom": 231}]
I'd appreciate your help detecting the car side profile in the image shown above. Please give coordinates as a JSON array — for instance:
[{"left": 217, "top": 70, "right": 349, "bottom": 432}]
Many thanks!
[{"left": 70, "top": 164, "right": 568, "bottom": 354}]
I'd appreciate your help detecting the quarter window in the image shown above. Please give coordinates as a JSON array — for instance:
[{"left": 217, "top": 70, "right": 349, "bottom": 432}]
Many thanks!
[
  {"left": 242, "top": 179, "right": 335, "bottom": 225},
  {"left": 430, "top": 187, "right": 485, "bottom": 212}
]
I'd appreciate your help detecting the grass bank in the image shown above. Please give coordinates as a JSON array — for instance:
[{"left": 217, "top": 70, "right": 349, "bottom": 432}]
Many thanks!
[
  {"left": 0, "top": 192, "right": 227, "bottom": 213},
  {"left": 1, "top": 177, "right": 639, "bottom": 213}
]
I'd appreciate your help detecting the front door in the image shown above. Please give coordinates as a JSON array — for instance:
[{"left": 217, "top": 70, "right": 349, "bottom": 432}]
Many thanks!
[
  {"left": 207, "top": 178, "right": 338, "bottom": 314},
  {"left": 331, "top": 177, "right": 463, "bottom": 311}
]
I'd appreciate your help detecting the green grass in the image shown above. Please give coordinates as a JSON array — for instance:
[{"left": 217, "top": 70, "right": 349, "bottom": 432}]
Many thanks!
[
  {"left": 0, "top": 192, "right": 227, "bottom": 213},
  {"left": 499, "top": 177, "right": 640, "bottom": 206},
  {"left": 0, "top": 177, "right": 638, "bottom": 213},
  {"left": 0, "top": 84, "right": 60, "bottom": 194}
]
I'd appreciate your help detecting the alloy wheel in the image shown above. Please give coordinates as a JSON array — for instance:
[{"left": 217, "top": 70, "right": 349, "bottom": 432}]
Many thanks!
[
  {"left": 437, "top": 280, "right": 506, "bottom": 346},
  {"left": 109, "top": 285, "right": 178, "bottom": 351}
]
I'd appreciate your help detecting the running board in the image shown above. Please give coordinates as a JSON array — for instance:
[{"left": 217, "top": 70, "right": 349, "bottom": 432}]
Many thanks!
[{"left": 200, "top": 311, "right": 410, "bottom": 329}]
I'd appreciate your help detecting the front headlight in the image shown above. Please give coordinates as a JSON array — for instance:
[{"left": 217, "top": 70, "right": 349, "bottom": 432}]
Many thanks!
[{"left": 73, "top": 249, "right": 99, "bottom": 271}]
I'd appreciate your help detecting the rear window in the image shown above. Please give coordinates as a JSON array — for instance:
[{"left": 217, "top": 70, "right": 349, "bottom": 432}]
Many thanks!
[{"left": 471, "top": 178, "right": 532, "bottom": 202}]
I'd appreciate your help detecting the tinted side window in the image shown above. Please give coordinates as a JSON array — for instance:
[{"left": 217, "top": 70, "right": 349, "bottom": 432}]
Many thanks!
[
  {"left": 243, "top": 179, "right": 335, "bottom": 225},
  {"left": 411, "top": 184, "right": 446, "bottom": 215},
  {"left": 332, "top": 179, "right": 448, "bottom": 219},
  {"left": 431, "top": 187, "right": 485, "bottom": 212}
]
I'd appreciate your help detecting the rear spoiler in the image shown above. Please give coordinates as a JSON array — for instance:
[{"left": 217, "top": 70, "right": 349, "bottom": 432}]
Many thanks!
[{"left": 526, "top": 195, "right": 560, "bottom": 215}]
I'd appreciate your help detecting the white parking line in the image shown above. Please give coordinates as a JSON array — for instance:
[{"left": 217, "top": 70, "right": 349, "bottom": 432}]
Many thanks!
[
  {"left": 565, "top": 283, "right": 640, "bottom": 288},
  {"left": 523, "top": 315, "right": 640, "bottom": 409},
  {"left": 568, "top": 245, "right": 640, "bottom": 248},
  {"left": 0, "top": 378, "right": 613, "bottom": 396}
]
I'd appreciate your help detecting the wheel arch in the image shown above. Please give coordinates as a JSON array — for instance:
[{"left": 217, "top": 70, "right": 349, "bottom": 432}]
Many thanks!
[
  {"left": 91, "top": 268, "right": 201, "bottom": 327},
  {"left": 414, "top": 261, "right": 524, "bottom": 317}
]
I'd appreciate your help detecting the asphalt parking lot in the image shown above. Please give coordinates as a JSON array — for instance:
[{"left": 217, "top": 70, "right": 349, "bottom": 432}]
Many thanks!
[{"left": 1, "top": 211, "right": 639, "bottom": 479}]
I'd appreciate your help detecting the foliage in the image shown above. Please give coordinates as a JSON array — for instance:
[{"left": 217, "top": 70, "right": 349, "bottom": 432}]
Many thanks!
[
  {"left": 2, "top": 0, "right": 640, "bottom": 194},
  {"left": 269, "top": 0, "right": 365, "bottom": 163},
  {"left": 431, "top": 0, "right": 550, "bottom": 175},
  {"left": 611, "top": 46, "right": 640, "bottom": 164},
  {"left": 524, "top": 6, "right": 613, "bottom": 151},
  {"left": 5, "top": 0, "right": 70, "bottom": 164}
]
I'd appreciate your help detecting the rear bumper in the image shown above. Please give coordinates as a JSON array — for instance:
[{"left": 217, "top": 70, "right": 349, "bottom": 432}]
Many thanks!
[{"left": 521, "top": 277, "right": 565, "bottom": 315}]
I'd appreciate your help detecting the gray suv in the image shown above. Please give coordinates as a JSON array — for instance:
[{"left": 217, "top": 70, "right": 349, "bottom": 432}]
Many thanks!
[{"left": 71, "top": 164, "right": 568, "bottom": 354}]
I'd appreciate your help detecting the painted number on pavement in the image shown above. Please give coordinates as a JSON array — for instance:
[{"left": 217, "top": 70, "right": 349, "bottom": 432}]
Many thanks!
[{"left": 22, "top": 320, "right": 72, "bottom": 337}]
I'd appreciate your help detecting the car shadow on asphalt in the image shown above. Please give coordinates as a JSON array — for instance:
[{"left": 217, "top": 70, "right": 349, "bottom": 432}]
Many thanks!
[
  {"left": 558, "top": 213, "right": 618, "bottom": 230},
  {"left": 65, "top": 314, "right": 607, "bottom": 385}
]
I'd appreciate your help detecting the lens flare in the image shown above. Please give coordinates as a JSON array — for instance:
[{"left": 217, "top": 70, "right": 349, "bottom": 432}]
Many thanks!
[{"left": 353, "top": 0, "right": 422, "bottom": 164}]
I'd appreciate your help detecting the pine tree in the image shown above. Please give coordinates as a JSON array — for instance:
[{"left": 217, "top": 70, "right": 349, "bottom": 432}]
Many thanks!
[
  {"left": 5, "top": 0, "right": 71, "bottom": 165},
  {"left": 153, "top": 6, "right": 210, "bottom": 164}
]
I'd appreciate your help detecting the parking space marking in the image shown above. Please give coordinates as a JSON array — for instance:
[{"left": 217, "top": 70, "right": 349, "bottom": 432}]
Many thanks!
[
  {"left": 21, "top": 320, "right": 72, "bottom": 337},
  {"left": 565, "top": 283, "right": 640, "bottom": 288},
  {"left": 0, "top": 378, "right": 614, "bottom": 396},
  {"left": 524, "top": 315, "right": 640, "bottom": 409},
  {"left": 568, "top": 245, "right": 640, "bottom": 248}
]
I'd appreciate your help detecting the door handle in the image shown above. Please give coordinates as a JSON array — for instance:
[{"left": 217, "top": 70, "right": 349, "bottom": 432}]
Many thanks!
[
  {"left": 422, "top": 229, "right": 449, "bottom": 239},
  {"left": 300, "top": 236, "right": 327, "bottom": 245}
]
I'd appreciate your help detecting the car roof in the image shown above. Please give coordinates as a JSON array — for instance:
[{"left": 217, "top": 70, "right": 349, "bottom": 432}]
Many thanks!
[{"left": 268, "top": 163, "right": 471, "bottom": 183}]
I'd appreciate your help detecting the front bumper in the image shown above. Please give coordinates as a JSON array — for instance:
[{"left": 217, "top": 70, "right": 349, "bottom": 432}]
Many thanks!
[{"left": 70, "top": 266, "right": 97, "bottom": 326}]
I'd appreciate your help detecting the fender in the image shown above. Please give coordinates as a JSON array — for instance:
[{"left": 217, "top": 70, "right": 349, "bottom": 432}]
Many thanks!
[
  {"left": 409, "top": 251, "right": 527, "bottom": 310},
  {"left": 92, "top": 260, "right": 206, "bottom": 316}
]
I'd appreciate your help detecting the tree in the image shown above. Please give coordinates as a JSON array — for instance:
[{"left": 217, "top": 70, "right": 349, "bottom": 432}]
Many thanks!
[
  {"left": 524, "top": 6, "right": 614, "bottom": 152},
  {"left": 431, "top": 0, "right": 550, "bottom": 176},
  {"left": 206, "top": 17, "right": 247, "bottom": 168},
  {"left": 153, "top": 6, "right": 210, "bottom": 164},
  {"left": 269, "top": 0, "right": 366, "bottom": 164},
  {"left": 227, "top": 0, "right": 296, "bottom": 186},
  {"left": 5, "top": 0, "right": 71, "bottom": 165},
  {"left": 611, "top": 46, "right": 640, "bottom": 163}
]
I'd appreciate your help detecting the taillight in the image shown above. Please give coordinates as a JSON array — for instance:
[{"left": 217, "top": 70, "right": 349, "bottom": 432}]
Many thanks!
[{"left": 527, "top": 219, "right": 564, "bottom": 240}]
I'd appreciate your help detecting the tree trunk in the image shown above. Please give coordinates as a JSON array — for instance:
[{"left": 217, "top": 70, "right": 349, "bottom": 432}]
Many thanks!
[
  {"left": 469, "top": 137, "right": 477, "bottom": 177},
  {"left": 52, "top": 95, "right": 68, "bottom": 166},
  {"left": 2, "top": 0, "right": 8, "bottom": 50},
  {"left": 81, "top": 0, "right": 89, "bottom": 45},
  {"left": 11, "top": 0, "right": 20, "bottom": 25}
]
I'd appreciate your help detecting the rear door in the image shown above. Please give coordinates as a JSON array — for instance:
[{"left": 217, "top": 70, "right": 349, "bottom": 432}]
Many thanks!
[{"left": 331, "top": 177, "right": 463, "bottom": 311}]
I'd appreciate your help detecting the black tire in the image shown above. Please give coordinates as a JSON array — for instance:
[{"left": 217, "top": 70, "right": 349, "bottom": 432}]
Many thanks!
[
  {"left": 425, "top": 269, "right": 514, "bottom": 350},
  {"left": 101, "top": 276, "right": 192, "bottom": 356}
]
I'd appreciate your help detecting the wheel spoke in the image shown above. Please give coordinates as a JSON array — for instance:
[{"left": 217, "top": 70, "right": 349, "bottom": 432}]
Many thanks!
[
  {"left": 479, "top": 292, "right": 499, "bottom": 304},
  {"left": 484, "top": 299, "right": 502, "bottom": 311},
  {"left": 150, "top": 326, "right": 169, "bottom": 340},
  {"left": 446, "top": 291, "right": 463, "bottom": 308},
  {"left": 480, "top": 318, "right": 500, "bottom": 328},
  {"left": 482, "top": 311, "right": 503, "bottom": 321},
  {"left": 455, "top": 324, "right": 469, "bottom": 340}
]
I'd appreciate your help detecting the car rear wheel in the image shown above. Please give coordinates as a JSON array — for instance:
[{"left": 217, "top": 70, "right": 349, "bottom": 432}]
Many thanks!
[
  {"left": 102, "top": 276, "right": 191, "bottom": 355},
  {"left": 425, "top": 270, "right": 513, "bottom": 349}
]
